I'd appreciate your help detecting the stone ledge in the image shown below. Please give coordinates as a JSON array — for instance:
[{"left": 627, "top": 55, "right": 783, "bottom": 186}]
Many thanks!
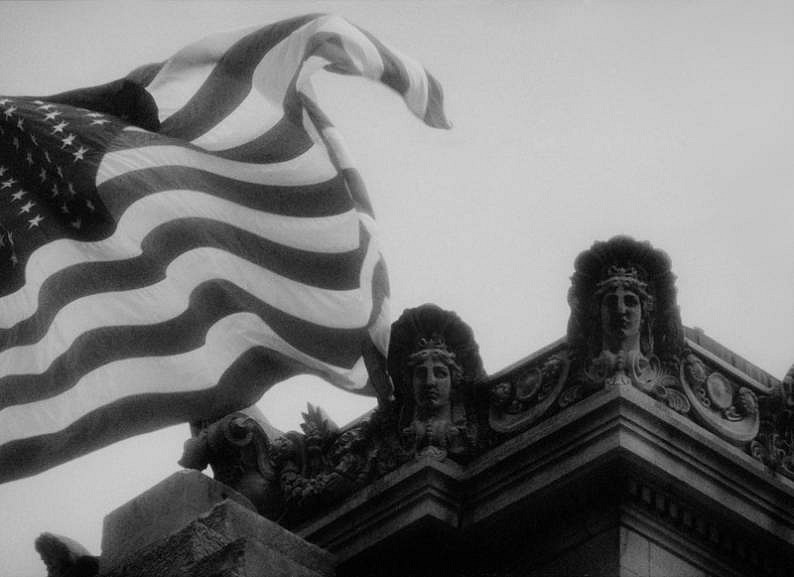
[
  {"left": 464, "top": 383, "right": 794, "bottom": 537},
  {"left": 299, "top": 383, "right": 794, "bottom": 576}
]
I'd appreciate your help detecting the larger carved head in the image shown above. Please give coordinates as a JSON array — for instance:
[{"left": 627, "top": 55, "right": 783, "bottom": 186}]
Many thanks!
[{"left": 567, "top": 236, "right": 683, "bottom": 362}]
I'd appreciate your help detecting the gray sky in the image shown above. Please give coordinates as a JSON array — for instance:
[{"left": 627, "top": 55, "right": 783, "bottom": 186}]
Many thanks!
[{"left": 1, "top": 1, "right": 793, "bottom": 575}]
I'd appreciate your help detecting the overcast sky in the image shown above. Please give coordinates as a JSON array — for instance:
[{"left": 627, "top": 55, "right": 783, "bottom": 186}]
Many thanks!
[{"left": 1, "top": 1, "right": 793, "bottom": 575}]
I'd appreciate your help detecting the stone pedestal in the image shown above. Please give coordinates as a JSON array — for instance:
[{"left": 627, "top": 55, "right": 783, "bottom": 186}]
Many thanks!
[{"left": 99, "top": 470, "right": 335, "bottom": 577}]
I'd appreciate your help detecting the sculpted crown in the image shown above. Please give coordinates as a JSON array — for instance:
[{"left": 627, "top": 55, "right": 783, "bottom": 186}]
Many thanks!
[
  {"left": 416, "top": 334, "right": 448, "bottom": 352},
  {"left": 409, "top": 333, "right": 458, "bottom": 365},
  {"left": 595, "top": 263, "right": 652, "bottom": 304},
  {"left": 597, "top": 264, "right": 646, "bottom": 289}
]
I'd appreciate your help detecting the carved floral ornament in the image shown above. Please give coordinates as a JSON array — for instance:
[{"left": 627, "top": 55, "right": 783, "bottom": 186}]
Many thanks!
[{"left": 181, "top": 238, "right": 794, "bottom": 525}]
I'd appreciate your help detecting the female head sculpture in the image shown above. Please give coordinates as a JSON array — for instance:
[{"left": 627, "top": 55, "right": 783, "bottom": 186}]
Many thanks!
[{"left": 567, "top": 236, "right": 683, "bottom": 365}]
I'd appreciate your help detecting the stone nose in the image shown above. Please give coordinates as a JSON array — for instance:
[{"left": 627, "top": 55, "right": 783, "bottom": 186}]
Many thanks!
[{"left": 616, "top": 298, "right": 628, "bottom": 314}]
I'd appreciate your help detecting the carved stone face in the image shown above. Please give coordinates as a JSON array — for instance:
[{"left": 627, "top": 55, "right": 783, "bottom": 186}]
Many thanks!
[
  {"left": 412, "top": 357, "right": 452, "bottom": 412},
  {"left": 600, "top": 286, "right": 642, "bottom": 352}
]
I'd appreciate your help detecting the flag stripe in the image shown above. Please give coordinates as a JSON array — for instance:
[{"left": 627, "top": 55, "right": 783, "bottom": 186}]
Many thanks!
[
  {"left": 97, "top": 142, "right": 337, "bottom": 188},
  {"left": 0, "top": 238, "right": 380, "bottom": 379},
  {"left": 0, "top": 346, "right": 301, "bottom": 483},
  {"left": 114, "top": 119, "right": 313, "bottom": 164},
  {"left": 0, "top": 217, "right": 369, "bottom": 354},
  {"left": 0, "top": 191, "right": 361, "bottom": 327},
  {"left": 1, "top": 282, "right": 372, "bottom": 409},
  {"left": 356, "top": 27, "right": 449, "bottom": 129},
  {"left": 207, "top": 115, "right": 312, "bottom": 162},
  {"left": 98, "top": 163, "right": 353, "bottom": 219},
  {"left": 1, "top": 311, "right": 370, "bottom": 444},
  {"left": 156, "top": 16, "right": 317, "bottom": 140}
]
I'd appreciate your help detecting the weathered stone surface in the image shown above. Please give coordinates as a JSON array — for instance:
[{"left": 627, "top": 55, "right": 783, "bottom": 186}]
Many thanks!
[
  {"left": 101, "top": 519, "right": 228, "bottom": 577},
  {"left": 187, "top": 538, "right": 326, "bottom": 577},
  {"left": 100, "top": 469, "right": 254, "bottom": 572},
  {"left": 198, "top": 499, "right": 335, "bottom": 576}
]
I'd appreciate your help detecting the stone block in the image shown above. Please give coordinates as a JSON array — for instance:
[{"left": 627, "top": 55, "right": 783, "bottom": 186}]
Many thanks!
[
  {"left": 100, "top": 470, "right": 255, "bottom": 572},
  {"left": 649, "top": 543, "right": 707, "bottom": 577},
  {"left": 620, "top": 527, "right": 649, "bottom": 577}
]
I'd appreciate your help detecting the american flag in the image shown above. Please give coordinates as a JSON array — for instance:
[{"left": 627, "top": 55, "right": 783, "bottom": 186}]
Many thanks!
[{"left": 0, "top": 14, "right": 448, "bottom": 482}]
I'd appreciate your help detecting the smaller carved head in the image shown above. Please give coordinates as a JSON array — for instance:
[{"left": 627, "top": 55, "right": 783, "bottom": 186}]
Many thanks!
[{"left": 406, "top": 335, "right": 463, "bottom": 415}]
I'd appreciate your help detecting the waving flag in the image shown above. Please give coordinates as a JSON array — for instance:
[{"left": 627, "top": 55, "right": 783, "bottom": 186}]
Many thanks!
[{"left": 0, "top": 14, "right": 449, "bottom": 483}]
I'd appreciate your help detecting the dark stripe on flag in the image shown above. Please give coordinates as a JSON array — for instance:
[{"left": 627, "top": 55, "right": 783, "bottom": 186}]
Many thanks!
[
  {"left": 0, "top": 347, "right": 300, "bottom": 483},
  {"left": 357, "top": 29, "right": 409, "bottom": 96},
  {"left": 98, "top": 165, "right": 353, "bottom": 219},
  {"left": 209, "top": 116, "right": 313, "bottom": 162},
  {"left": 424, "top": 72, "right": 449, "bottom": 128},
  {"left": 358, "top": 28, "right": 450, "bottom": 130},
  {"left": 160, "top": 15, "right": 318, "bottom": 140},
  {"left": 0, "top": 278, "right": 370, "bottom": 408},
  {"left": 0, "top": 218, "right": 369, "bottom": 353}
]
